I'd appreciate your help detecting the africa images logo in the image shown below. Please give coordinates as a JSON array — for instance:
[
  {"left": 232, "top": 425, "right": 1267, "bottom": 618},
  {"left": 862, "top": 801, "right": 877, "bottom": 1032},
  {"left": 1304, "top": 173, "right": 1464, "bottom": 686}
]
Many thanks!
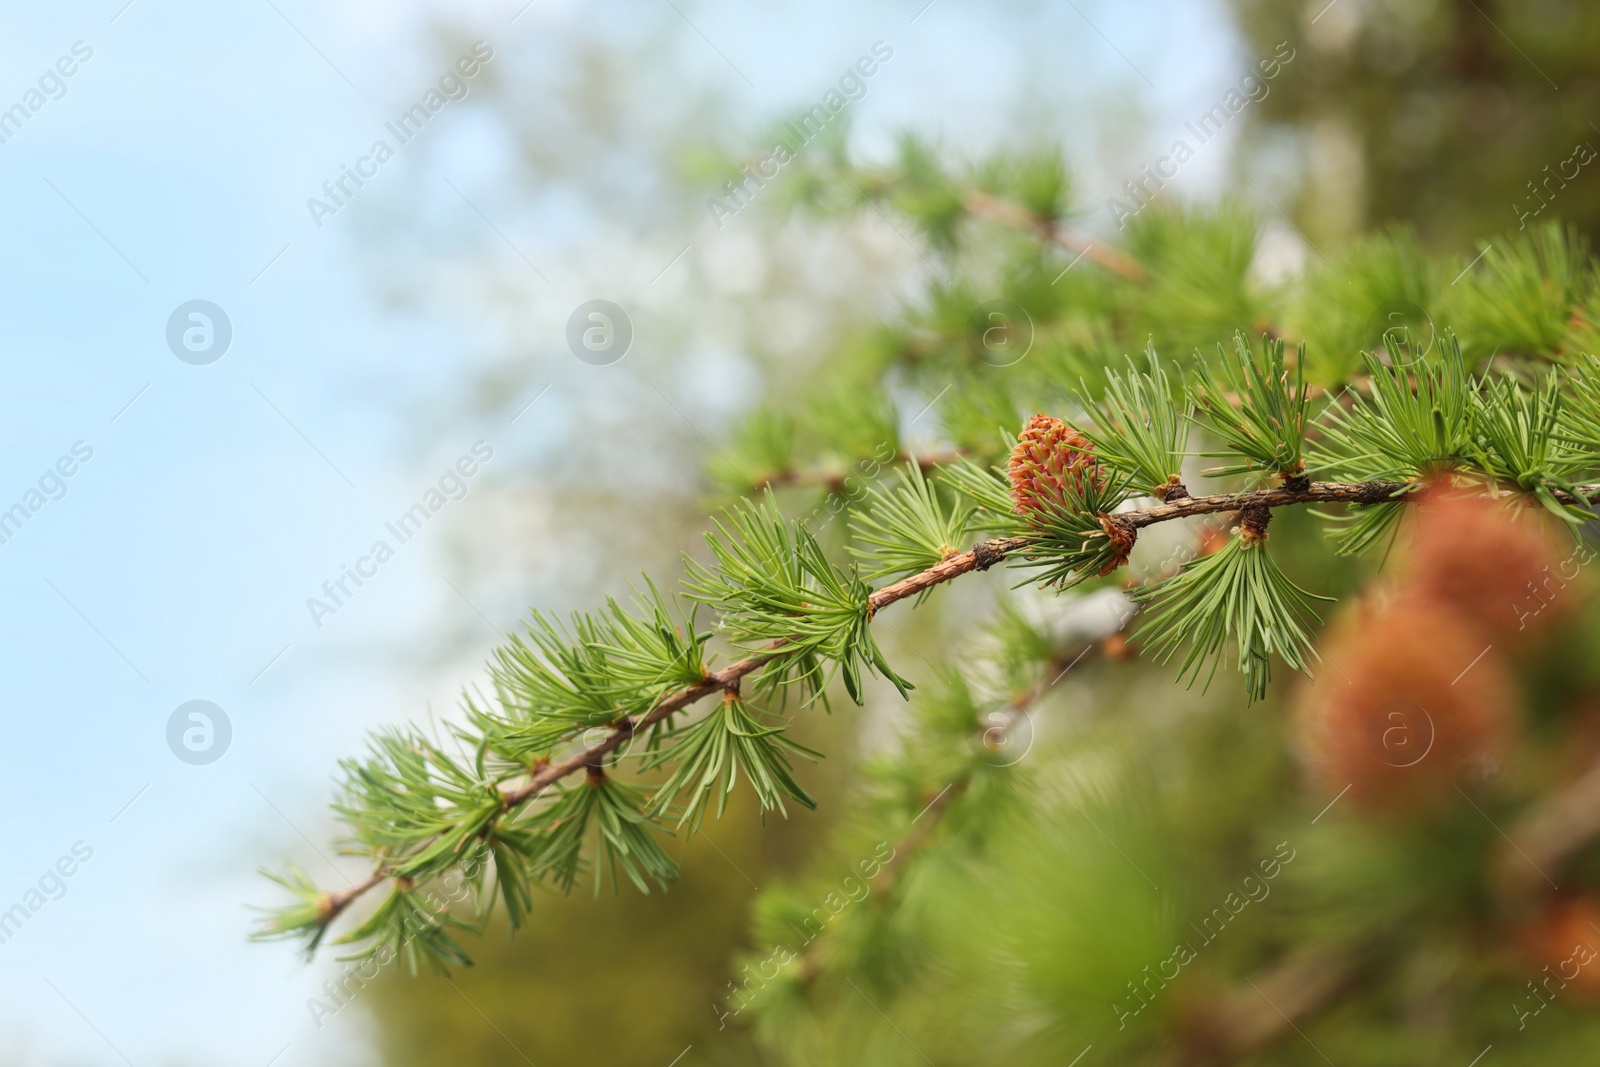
[
  {"left": 166, "top": 300, "right": 232, "bottom": 365},
  {"left": 166, "top": 701, "right": 232, "bottom": 766},
  {"left": 1105, "top": 41, "right": 1295, "bottom": 229}
]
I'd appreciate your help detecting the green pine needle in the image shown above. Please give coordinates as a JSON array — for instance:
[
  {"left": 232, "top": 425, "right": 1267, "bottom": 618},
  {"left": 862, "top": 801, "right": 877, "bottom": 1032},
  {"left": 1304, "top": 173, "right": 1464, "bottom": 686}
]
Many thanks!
[
  {"left": 1313, "top": 499, "right": 1412, "bottom": 558},
  {"left": 1447, "top": 221, "right": 1593, "bottom": 360},
  {"left": 1077, "top": 342, "right": 1191, "bottom": 497},
  {"left": 332, "top": 882, "right": 477, "bottom": 973},
  {"left": 711, "top": 410, "right": 797, "bottom": 493},
  {"left": 1311, "top": 333, "right": 1475, "bottom": 483},
  {"left": 1190, "top": 333, "right": 1310, "bottom": 480},
  {"left": 645, "top": 693, "right": 820, "bottom": 831},
  {"left": 473, "top": 583, "right": 710, "bottom": 763},
  {"left": 849, "top": 462, "right": 975, "bottom": 582},
  {"left": 333, "top": 730, "right": 504, "bottom": 884},
  {"left": 942, "top": 455, "right": 1032, "bottom": 533},
  {"left": 250, "top": 864, "right": 335, "bottom": 953},
  {"left": 1470, "top": 370, "right": 1595, "bottom": 523},
  {"left": 526, "top": 774, "right": 678, "bottom": 897},
  {"left": 1131, "top": 530, "right": 1333, "bottom": 703},
  {"left": 685, "top": 491, "right": 913, "bottom": 703},
  {"left": 1559, "top": 352, "right": 1600, "bottom": 458}
]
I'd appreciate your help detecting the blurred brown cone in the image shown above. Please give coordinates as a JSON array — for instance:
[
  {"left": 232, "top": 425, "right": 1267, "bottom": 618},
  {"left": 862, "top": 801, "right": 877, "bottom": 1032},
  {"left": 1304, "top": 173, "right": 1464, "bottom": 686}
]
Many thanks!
[
  {"left": 1296, "top": 594, "right": 1516, "bottom": 814},
  {"left": 1512, "top": 895, "right": 1600, "bottom": 1000},
  {"left": 1396, "top": 482, "right": 1576, "bottom": 648}
]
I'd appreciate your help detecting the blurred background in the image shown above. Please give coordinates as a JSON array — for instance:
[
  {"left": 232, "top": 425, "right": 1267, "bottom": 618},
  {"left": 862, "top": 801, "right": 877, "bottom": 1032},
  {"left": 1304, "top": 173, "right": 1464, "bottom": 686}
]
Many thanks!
[{"left": 1, "top": 0, "right": 1597, "bottom": 1064}]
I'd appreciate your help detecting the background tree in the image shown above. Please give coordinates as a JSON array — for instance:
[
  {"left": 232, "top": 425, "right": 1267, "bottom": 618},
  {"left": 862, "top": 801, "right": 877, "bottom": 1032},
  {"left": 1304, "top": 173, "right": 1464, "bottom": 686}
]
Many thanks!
[{"left": 1229, "top": 0, "right": 1600, "bottom": 246}]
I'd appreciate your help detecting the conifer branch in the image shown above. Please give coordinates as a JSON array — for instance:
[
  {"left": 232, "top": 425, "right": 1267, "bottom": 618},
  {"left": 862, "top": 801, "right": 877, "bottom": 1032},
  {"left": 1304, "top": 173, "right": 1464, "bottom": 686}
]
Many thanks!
[
  {"left": 1123, "top": 479, "right": 1417, "bottom": 526},
  {"left": 320, "top": 871, "right": 389, "bottom": 925},
  {"left": 292, "top": 476, "right": 1600, "bottom": 935},
  {"left": 884, "top": 637, "right": 1107, "bottom": 887}
]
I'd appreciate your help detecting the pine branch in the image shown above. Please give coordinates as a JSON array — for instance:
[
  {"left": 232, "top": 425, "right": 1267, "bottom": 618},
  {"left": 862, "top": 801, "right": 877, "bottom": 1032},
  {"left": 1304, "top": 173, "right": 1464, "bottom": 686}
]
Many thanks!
[
  {"left": 850, "top": 461, "right": 977, "bottom": 583},
  {"left": 1121, "top": 480, "right": 1411, "bottom": 526},
  {"left": 746, "top": 530, "right": 1214, "bottom": 1018},
  {"left": 268, "top": 478, "right": 1600, "bottom": 943},
  {"left": 881, "top": 634, "right": 1114, "bottom": 893}
]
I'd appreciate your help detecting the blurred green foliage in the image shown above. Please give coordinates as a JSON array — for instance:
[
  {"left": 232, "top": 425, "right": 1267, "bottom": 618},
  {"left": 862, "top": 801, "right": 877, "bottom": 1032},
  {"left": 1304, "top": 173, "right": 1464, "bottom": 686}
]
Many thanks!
[{"left": 1231, "top": 0, "right": 1600, "bottom": 246}]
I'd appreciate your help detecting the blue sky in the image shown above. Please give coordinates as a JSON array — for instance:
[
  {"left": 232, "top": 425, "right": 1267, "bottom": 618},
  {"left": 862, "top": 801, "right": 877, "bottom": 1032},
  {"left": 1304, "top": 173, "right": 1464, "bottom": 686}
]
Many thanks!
[{"left": 0, "top": 1, "right": 1244, "bottom": 1062}]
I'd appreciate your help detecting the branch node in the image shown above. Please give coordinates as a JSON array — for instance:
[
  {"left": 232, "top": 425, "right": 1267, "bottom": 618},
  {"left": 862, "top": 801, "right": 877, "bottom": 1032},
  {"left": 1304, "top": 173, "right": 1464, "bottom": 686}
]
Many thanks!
[
  {"left": 511, "top": 757, "right": 551, "bottom": 809},
  {"left": 972, "top": 540, "right": 1006, "bottom": 571},
  {"left": 1096, "top": 514, "right": 1138, "bottom": 574},
  {"left": 1239, "top": 506, "right": 1272, "bottom": 543},
  {"left": 1359, "top": 480, "right": 1406, "bottom": 505},
  {"left": 1158, "top": 475, "right": 1189, "bottom": 502}
]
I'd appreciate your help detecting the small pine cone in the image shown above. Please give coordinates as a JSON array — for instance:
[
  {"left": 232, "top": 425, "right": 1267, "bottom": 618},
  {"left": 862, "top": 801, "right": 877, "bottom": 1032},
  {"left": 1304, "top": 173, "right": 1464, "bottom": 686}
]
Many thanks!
[
  {"left": 1295, "top": 593, "right": 1515, "bottom": 814},
  {"left": 1007, "top": 413, "right": 1105, "bottom": 520},
  {"left": 1398, "top": 482, "right": 1577, "bottom": 647}
]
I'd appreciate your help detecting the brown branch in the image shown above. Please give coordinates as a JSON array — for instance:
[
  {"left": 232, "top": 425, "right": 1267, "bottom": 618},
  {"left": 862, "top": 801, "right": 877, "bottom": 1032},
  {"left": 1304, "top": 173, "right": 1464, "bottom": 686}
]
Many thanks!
[
  {"left": 316, "top": 479, "right": 1600, "bottom": 928},
  {"left": 962, "top": 189, "right": 1149, "bottom": 283},
  {"left": 1123, "top": 480, "right": 1412, "bottom": 528},
  {"left": 319, "top": 870, "right": 388, "bottom": 923}
]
